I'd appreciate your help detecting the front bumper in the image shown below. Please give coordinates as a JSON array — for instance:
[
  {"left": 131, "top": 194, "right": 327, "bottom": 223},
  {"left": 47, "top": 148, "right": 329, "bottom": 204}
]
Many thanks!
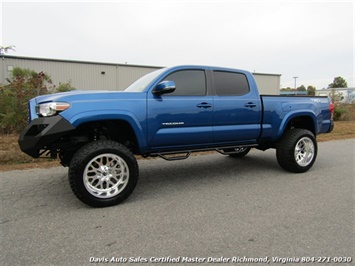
[{"left": 18, "top": 116, "right": 76, "bottom": 158}]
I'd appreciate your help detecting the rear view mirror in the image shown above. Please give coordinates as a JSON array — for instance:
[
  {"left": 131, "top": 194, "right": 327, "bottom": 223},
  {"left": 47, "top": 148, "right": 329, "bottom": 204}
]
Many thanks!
[{"left": 153, "top": 81, "right": 176, "bottom": 95}]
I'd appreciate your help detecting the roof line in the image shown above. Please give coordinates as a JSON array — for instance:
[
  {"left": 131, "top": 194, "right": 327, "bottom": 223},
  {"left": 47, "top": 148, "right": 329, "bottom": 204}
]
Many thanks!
[
  {"left": 252, "top": 72, "right": 282, "bottom": 77},
  {"left": 1, "top": 54, "right": 163, "bottom": 69},
  {"left": 2, "top": 55, "right": 282, "bottom": 76}
]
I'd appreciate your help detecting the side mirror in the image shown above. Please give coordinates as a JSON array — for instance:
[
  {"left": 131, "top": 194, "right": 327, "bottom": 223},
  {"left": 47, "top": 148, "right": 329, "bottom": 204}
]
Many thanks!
[{"left": 153, "top": 81, "right": 176, "bottom": 95}]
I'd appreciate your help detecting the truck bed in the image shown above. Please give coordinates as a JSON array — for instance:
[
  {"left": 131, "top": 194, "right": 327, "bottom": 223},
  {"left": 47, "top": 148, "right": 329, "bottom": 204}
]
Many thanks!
[{"left": 260, "top": 95, "right": 333, "bottom": 142}]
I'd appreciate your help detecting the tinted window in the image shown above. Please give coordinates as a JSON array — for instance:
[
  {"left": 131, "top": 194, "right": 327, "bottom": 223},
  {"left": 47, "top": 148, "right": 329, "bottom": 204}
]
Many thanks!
[
  {"left": 213, "top": 71, "right": 250, "bottom": 96},
  {"left": 162, "top": 70, "right": 206, "bottom": 96}
]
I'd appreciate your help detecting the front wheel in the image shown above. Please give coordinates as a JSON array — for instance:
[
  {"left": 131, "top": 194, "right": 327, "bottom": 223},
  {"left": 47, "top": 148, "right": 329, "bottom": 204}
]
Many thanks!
[
  {"left": 276, "top": 129, "right": 317, "bottom": 173},
  {"left": 68, "top": 140, "right": 138, "bottom": 207}
]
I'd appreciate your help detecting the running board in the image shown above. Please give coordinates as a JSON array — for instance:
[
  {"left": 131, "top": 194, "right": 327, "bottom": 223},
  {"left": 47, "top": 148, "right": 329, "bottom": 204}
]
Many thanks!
[
  {"left": 158, "top": 152, "right": 191, "bottom": 161},
  {"left": 152, "top": 145, "right": 257, "bottom": 161},
  {"left": 216, "top": 146, "right": 251, "bottom": 155}
]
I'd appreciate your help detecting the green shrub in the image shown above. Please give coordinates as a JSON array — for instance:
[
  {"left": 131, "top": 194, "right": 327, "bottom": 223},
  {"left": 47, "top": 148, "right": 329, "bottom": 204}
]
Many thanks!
[
  {"left": 0, "top": 68, "right": 52, "bottom": 133},
  {"left": 0, "top": 67, "right": 77, "bottom": 134},
  {"left": 333, "top": 103, "right": 355, "bottom": 121},
  {"left": 55, "top": 81, "right": 76, "bottom": 92},
  {"left": 334, "top": 105, "right": 347, "bottom": 121}
]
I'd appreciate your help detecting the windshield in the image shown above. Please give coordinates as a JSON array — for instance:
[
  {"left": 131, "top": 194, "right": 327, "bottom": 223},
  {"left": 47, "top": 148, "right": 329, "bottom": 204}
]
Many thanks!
[{"left": 124, "top": 68, "right": 166, "bottom": 92}]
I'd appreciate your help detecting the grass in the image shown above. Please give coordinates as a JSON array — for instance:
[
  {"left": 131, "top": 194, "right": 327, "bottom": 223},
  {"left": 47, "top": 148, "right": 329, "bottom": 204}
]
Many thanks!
[
  {"left": 317, "top": 121, "right": 355, "bottom": 142},
  {"left": 0, "top": 121, "right": 354, "bottom": 171}
]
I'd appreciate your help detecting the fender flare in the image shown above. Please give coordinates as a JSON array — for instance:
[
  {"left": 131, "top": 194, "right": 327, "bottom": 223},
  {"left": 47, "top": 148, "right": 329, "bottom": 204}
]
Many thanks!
[
  {"left": 277, "top": 110, "right": 317, "bottom": 140},
  {"left": 65, "top": 110, "right": 148, "bottom": 151}
]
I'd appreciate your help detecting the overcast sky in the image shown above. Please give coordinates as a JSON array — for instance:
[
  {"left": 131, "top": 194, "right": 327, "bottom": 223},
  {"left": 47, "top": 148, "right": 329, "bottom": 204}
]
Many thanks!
[{"left": 1, "top": 0, "right": 354, "bottom": 89}]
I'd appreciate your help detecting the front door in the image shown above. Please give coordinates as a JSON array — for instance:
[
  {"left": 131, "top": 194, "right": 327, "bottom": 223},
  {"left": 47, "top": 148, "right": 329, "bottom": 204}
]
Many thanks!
[{"left": 147, "top": 69, "right": 213, "bottom": 150}]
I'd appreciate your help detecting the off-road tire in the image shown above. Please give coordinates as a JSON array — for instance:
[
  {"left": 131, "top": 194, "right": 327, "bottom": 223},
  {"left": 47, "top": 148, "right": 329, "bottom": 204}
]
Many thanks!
[
  {"left": 68, "top": 140, "right": 138, "bottom": 207},
  {"left": 276, "top": 129, "right": 317, "bottom": 173}
]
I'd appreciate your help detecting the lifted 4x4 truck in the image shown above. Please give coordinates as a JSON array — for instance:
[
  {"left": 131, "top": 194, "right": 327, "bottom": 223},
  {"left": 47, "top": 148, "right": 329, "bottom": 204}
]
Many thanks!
[{"left": 19, "top": 65, "right": 334, "bottom": 207}]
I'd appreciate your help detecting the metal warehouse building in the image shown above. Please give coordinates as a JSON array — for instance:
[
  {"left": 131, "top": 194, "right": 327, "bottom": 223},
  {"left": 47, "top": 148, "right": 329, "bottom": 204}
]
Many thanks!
[{"left": 1, "top": 55, "right": 281, "bottom": 94}]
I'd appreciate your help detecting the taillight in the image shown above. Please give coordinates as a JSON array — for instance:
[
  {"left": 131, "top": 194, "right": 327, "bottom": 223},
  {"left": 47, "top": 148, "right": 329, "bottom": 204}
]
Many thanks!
[
  {"left": 329, "top": 102, "right": 334, "bottom": 120},
  {"left": 329, "top": 102, "right": 334, "bottom": 113}
]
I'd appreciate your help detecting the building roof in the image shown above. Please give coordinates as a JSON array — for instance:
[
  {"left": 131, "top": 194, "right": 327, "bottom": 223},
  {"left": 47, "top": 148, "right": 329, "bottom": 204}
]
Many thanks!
[
  {"left": 2, "top": 54, "right": 281, "bottom": 77},
  {"left": 1, "top": 54, "right": 163, "bottom": 69},
  {"left": 252, "top": 72, "right": 281, "bottom": 77}
]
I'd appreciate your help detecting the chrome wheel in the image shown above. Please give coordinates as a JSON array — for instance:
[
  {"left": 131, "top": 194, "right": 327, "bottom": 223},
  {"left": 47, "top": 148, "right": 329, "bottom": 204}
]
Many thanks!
[
  {"left": 83, "top": 153, "right": 129, "bottom": 198},
  {"left": 294, "top": 137, "right": 315, "bottom": 167},
  {"left": 69, "top": 141, "right": 138, "bottom": 207},
  {"left": 277, "top": 129, "right": 317, "bottom": 173}
]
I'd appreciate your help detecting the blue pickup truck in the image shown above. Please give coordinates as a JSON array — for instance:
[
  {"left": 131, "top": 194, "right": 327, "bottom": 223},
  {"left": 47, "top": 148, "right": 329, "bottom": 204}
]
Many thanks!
[{"left": 19, "top": 65, "right": 334, "bottom": 207}]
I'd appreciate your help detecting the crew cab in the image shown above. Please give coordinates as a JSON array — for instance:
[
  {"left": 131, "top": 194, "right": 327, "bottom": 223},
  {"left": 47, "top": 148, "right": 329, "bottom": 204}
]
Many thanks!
[{"left": 19, "top": 65, "right": 334, "bottom": 207}]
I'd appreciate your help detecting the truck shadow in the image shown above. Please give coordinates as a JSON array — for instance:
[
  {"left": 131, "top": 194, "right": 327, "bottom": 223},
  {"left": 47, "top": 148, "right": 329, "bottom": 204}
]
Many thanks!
[
  {"left": 1, "top": 151, "right": 281, "bottom": 210},
  {"left": 129, "top": 150, "right": 284, "bottom": 204},
  {"left": 140, "top": 151, "right": 280, "bottom": 182}
]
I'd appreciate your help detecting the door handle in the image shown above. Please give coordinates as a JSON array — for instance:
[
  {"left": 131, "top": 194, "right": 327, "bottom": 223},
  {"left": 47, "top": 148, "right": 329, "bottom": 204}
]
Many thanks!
[
  {"left": 197, "top": 102, "right": 212, "bottom": 108},
  {"left": 244, "top": 102, "right": 256, "bottom": 108}
]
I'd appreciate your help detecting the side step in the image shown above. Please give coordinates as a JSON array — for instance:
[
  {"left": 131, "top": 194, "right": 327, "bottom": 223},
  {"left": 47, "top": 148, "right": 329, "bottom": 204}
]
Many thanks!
[
  {"left": 216, "top": 146, "right": 251, "bottom": 155},
  {"left": 158, "top": 152, "right": 191, "bottom": 161},
  {"left": 152, "top": 145, "right": 257, "bottom": 161}
]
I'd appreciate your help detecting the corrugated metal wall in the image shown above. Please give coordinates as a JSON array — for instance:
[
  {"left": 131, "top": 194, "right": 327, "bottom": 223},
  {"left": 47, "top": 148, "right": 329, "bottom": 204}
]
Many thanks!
[
  {"left": 253, "top": 73, "right": 281, "bottom": 95},
  {"left": 1, "top": 56, "right": 281, "bottom": 94},
  {"left": 0, "top": 56, "right": 161, "bottom": 91},
  {"left": 116, "top": 66, "right": 158, "bottom": 90}
]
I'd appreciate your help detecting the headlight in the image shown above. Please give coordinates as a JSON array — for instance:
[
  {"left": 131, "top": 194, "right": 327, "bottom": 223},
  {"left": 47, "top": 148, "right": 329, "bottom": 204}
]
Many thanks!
[{"left": 36, "top": 102, "right": 70, "bottom": 117}]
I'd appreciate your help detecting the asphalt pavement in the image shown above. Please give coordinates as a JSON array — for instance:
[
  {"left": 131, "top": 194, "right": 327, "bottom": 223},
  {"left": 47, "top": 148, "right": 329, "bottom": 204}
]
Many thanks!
[{"left": 0, "top": 139, "right": 354, "bottom": 266}]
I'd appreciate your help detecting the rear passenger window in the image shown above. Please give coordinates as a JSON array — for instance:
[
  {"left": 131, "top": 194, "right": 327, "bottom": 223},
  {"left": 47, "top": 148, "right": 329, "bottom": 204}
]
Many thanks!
[
  {"left": 162, "top": 70, "right": 206, "bottom": 96},
  {"left": 213, "top": 71, "right": 250, "bottom": 96}
]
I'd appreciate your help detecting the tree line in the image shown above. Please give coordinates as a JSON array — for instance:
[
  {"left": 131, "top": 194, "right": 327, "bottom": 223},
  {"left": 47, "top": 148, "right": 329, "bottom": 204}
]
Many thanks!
[{"left": 280, "top": 76, "right": 348, "bottom": 95}]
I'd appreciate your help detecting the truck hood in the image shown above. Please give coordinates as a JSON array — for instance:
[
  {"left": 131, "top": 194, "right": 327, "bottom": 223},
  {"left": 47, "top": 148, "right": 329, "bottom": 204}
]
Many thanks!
[
  {"left": 32, "top": 90, "right": 147, "bottom": 125},
  {"left": 35, "top": 90, "right": 138, "bottom": 104}
]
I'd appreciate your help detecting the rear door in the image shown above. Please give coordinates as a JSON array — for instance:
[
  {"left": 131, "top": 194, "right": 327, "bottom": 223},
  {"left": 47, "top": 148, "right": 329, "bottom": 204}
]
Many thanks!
[
  {"left": 212, "top": 70, "right": 262, "bottom": 145},
  {"left": 147, "top": 69, "right": 213, "bottom": 150}
]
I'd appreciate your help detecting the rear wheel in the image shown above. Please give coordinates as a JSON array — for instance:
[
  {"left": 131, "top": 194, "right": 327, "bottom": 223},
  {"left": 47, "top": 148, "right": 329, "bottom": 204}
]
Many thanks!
[
  {"left": 68, "top": 140, "right": 138, "bottom": 207},
  {"left": 276, "top": 129, "right": 317, "bottom": 173},
  {"left": 224, "top": 147, "right": 251, "bottom": 157}
]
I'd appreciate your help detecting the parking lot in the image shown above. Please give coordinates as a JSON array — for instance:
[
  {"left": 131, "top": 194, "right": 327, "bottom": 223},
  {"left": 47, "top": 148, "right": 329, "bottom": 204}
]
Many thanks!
[{"left": 1, "top": 139, "right": 353, "bottom": 265}]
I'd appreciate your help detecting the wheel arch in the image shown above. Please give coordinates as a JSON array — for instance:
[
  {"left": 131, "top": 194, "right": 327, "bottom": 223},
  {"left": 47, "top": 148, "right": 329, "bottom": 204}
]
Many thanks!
[
  {"left": 74, "top": 119, "right": 142, "bottom": 154},
  {"left": 277, "top": 111, "right": 317, "bottom": 140},
  {"left": 67, "top": 111, "right": 147, "bottom": 153}
]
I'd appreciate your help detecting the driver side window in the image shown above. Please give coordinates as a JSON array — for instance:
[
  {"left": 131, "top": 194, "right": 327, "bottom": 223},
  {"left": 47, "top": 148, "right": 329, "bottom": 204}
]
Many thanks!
[{"left": 162, "top": 70, "right": 206, "bottom": 96}]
